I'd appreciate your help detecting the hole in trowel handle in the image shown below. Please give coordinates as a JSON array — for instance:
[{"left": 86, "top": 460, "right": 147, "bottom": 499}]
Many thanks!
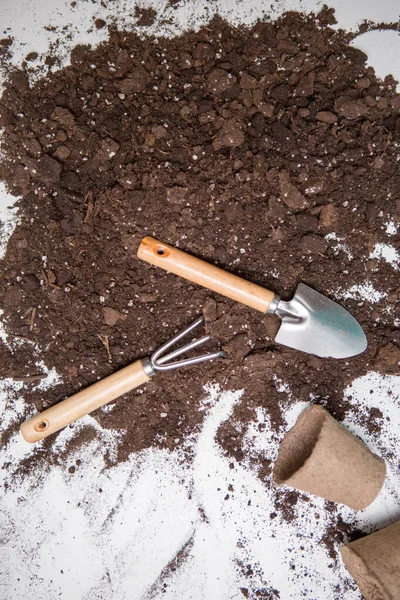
[
  {"left": 155, "top": 245, "right": 169, "bottom": 257},
  {"left": 34, "top": 419, "right": 49, "bottom": 432}
]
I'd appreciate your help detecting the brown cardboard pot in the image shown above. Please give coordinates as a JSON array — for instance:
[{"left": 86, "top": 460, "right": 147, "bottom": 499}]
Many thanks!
[
  {"left": 340, "top": 520, "right": 400, "bottom": 600},
  {"left": 273, "top": 405, "right": 386, "bottom": 510}
]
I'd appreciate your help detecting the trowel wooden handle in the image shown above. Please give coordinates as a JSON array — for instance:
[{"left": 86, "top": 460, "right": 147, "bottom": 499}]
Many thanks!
[
  {"left": 20, "top": 359, "right": 151, "bottom": 443},
  {"left": 138, "top": 237, "right": 275, "bottom": 312}
]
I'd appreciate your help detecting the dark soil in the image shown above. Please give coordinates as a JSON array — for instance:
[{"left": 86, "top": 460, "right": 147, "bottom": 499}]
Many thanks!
[
  {"left": 0, "top": 6, "right": 399, "bottom": 516},
  {"left": 135, "top": 7, "right": 157, "bottom": 27},
  {"left": 321, "top": 512, "right": 365, "bottom": 561}
]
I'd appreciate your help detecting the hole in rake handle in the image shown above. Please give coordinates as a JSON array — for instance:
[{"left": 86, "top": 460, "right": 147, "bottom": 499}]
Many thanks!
[{"left": 34, "top": 420, "right": 49, "bottom": 432}]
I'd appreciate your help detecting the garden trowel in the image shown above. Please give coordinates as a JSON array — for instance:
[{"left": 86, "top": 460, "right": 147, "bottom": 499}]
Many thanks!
[{"left": 138, "top": 237, "right": 367, "bottom": 359}]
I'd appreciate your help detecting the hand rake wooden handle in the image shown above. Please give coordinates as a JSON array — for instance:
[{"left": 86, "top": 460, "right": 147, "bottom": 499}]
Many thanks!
[
  {"left": 138, "top": 237, "right": 275, "bottom": 313},
  {"left": 20, "top": 360, "right": 151, "bottom": 443}
]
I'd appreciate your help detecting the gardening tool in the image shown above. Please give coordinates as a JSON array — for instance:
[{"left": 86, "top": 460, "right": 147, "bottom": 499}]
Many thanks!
[
  {"left": 137, "top": 237, "right": 367, "bottom": 359},
  {"left": 20, "top": 317, "right": 223, "bottom": 443}
]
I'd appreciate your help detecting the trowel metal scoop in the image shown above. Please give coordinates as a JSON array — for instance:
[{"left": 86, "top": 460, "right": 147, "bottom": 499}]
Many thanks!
[
  {"left": 138, "top": 237, "right": 367, "bottom": 359},
  {"left": 268, "top": 282, "right": 367, "bottom": 358}
]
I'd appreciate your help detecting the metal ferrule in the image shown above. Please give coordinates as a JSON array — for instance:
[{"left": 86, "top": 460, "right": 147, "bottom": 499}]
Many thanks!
[
  {"left": 142, "top": 357, "right": 156, "bottom": 377},
  {"left": 267, "top": 294, "right": 280, "bottom": 315}
]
